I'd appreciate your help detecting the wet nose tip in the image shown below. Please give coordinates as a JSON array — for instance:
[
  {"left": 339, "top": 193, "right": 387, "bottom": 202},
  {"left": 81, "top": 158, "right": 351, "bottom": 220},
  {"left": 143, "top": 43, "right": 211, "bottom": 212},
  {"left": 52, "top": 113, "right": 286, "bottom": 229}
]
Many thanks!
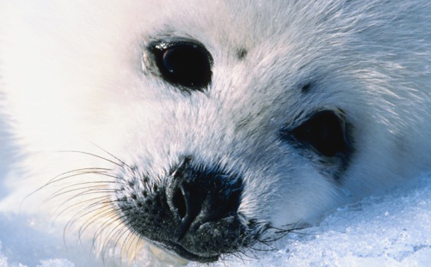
[{"left": 167, "top": 158, "right": 243, "bottom": 238}]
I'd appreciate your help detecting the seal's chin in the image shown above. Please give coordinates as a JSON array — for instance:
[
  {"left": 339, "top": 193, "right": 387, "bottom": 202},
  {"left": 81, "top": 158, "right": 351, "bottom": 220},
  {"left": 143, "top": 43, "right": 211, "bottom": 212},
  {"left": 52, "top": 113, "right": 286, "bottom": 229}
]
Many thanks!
[{"left": 162, "top": 241, "right": 220, "bottom": 263}]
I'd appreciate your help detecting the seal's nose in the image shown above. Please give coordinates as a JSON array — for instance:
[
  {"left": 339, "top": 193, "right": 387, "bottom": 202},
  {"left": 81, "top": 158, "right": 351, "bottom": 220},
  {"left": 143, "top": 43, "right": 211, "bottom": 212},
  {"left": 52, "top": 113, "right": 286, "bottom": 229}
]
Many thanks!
[
  {"left": 116, "top": 156, "right": 246, "bottom": 262},
  {"left": 167, "top": 157, "right": 243, "bottom": 240}
]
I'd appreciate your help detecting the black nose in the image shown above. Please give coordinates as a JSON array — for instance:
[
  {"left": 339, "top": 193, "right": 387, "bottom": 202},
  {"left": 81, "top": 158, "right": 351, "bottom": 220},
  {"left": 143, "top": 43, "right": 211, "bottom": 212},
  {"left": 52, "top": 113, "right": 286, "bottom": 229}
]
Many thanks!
[
  {"left": 115, "top": 157, "right": 247, "bottom": 263},
  {"left": 167, "top": 157, "right": 243, "bottom": 239}
]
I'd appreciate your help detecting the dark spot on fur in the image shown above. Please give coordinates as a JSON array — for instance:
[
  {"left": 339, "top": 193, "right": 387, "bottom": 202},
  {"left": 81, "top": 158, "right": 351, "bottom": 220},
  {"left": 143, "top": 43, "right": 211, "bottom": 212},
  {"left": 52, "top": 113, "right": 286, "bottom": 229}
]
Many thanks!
[
  {"left": 301, "top": 82, "right": 312, "bottom": 93},
  {"left": 237, "top": 48, "right": 248, "bottom": 60}
]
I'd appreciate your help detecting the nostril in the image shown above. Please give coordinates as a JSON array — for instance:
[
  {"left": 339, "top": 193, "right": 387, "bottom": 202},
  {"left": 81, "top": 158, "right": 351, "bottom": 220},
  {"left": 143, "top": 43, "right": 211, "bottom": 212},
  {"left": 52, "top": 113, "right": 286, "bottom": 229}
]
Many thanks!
[
  {"left": 172, "top": 186, "right": 187, "bottom": 220},
  {"left": 167, "top": 157, "right": 244, "bottom": 241}
]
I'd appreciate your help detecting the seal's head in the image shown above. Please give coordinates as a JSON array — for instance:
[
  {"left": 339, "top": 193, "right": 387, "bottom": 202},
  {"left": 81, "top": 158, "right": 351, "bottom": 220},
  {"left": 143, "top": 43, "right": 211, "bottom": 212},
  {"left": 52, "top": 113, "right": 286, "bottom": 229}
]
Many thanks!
[
  {"left": 2, "top": 0, "right": 431, "bottom": 264},
  {"left": 111, "top": 36, "right": 356, "bottom": 258},
  {"left": 104, "top": 1, "right": 431, "bottom": 262},
  {"left": 108, "top": 9, "right": 361, "bottom": 258}
]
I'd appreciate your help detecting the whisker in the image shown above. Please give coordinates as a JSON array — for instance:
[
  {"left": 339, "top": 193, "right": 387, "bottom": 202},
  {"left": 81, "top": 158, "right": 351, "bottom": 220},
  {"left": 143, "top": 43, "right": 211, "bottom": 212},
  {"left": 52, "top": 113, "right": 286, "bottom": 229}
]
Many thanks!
[
  {"left": 92, "top": 210, "right": 127, "bottom": 249},
  {"left": 49, "top": 171, "right": 118, "bottom": 186},
  {"left": 77, "top": 206, "right": 116, "bottom": 238},
  {"left": 76, "top": 209, "right": 117, "bottom": 246},
  {"left": 48, "top": 183, "right": 115, "bottom": 203},
  {"left": 90, "top": 213, "right": 126, "bottom": 263},
  {"left": 58, "top": 150, "right": 124, "bottom": 168},
  {"left": 121, "top": 227, "right": 140, "bottom": 261},
  {"left": 23, "top": 146, "right": 140, "bottom": 263},
  {"left": 21, "top": 167, "right": 113, "bottom": 210},
  {"left": 62, "top": 198, "right": 112, "bottom": 237},
  {"left": 54, "top": 196, "right": 112, "bottom": 226},
  {"left": 48, "top": 168, "right": 112, "bottom": 186},
  {"left": 100, "top": 218, "right": 131, "bottom": 260},
  {"left": 88, "top": 142, "right": 133, "bottom": 169}
]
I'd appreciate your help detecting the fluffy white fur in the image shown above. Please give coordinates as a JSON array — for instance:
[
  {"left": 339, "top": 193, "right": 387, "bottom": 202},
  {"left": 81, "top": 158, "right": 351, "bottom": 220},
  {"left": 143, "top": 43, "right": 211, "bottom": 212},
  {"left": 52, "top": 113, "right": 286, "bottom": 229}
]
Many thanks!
[{"left": 1, "top": 0, "right": 431, "bottom": 263}]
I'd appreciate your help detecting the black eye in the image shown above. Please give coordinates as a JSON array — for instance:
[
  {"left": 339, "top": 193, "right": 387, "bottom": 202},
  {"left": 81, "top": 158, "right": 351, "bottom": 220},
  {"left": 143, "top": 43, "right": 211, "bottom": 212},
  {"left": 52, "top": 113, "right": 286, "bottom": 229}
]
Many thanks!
[
  {"left": 282, "top": 110, "right": 351, "bottom": 157},
  {"left": 151, "top": 41, "right": 213, "bottom": 90}
]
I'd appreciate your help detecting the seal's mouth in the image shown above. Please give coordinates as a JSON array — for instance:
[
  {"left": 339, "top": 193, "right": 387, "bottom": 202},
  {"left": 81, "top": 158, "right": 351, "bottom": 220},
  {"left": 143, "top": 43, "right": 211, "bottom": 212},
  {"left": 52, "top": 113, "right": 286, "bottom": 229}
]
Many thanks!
[
  {"left": 115, "top": 157, "right": 248, "bottom": 262},
  {"left": 163, "top": 241, "right": 220, "bottom": 263}
]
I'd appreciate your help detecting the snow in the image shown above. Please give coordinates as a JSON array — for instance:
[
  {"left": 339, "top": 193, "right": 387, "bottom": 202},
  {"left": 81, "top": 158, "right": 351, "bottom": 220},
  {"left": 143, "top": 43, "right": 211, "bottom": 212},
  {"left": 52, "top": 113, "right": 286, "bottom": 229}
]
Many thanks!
[{"left": 193, "top": 176, "right": 431, "bottom": 267}]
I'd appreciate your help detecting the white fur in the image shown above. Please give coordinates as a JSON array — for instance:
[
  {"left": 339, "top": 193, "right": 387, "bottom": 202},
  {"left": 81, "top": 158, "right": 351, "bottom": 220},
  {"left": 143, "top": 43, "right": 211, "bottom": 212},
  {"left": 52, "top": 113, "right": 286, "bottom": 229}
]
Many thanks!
[{"left": 1, "top": 0, "right": 431, "bottom": 263}]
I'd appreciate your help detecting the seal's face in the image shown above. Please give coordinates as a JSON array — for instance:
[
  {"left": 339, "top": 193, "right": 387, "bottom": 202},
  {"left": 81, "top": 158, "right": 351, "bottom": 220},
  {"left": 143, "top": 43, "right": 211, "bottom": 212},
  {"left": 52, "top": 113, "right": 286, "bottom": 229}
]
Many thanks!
[
  {"left": 114, "top": 106, "right": 353, "bottom": 262},
  {"left": 111, "top": 6, "right": 357, "bottom": 261},
  {"left": 3, "top": 0, "right": 430, "bottom": 264}
]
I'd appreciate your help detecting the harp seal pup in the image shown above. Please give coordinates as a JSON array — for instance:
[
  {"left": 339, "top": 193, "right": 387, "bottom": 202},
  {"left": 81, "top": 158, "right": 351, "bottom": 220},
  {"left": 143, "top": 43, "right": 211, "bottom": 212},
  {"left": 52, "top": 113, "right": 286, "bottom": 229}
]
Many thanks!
[{"left": 1, "top": 0, "right": 431, "bottom": 264}]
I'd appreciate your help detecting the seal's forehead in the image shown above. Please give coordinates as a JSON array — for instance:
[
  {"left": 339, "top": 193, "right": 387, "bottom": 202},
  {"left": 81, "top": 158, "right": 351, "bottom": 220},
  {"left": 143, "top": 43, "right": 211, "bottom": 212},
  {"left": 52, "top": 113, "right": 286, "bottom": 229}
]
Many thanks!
[
  {"left": 138, "top": 0, "right": 347, "bottom": 59},
  {"left": 139, "top": 1, "right": 303, "bottom": 45}
]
